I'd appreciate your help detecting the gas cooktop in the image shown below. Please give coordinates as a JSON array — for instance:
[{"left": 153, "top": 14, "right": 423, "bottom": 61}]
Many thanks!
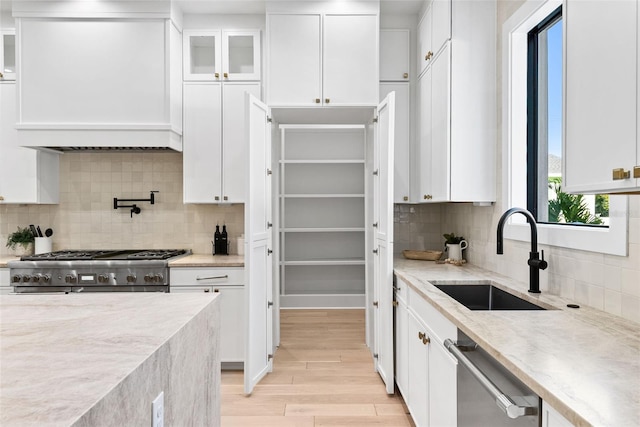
[{"left": 20, "top": 249, "right": 188, "bottom": 261}]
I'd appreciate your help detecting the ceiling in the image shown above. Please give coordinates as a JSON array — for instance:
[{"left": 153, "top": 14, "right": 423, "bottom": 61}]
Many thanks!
[{"left": 1, "top": 1, "right": 424, "bottom": 15}]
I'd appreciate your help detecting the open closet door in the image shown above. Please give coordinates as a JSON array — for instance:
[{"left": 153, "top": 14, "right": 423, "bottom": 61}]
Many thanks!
[
  {"left": 372, "top": 92, "right": 395, "bottom": 394},
  {"left": 244, "top": 93, "right": 274, "bottom": 395}
]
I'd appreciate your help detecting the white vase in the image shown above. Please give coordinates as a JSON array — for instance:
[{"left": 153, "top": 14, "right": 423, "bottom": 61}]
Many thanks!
[
  {"left": 446, "top": 240, "right": 468, "bottom": 261},
  {"left": 13, "top": 242, "right": 34, "bottom": 257}
]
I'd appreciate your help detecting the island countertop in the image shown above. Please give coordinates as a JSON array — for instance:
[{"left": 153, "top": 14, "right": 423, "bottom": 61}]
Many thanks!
[
  {"left": 0, "top": 293, "right": 221, "bottom": 426},
  {"left": 394, "top": 258, "right": 640, "bottom": 427},
  {"left": 169, "top": 254, "right": 244, "bottom": 267}
]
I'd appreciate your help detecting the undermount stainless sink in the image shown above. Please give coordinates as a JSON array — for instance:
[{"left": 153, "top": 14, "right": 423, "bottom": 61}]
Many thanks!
[{"left": 434, "top": 283, "right": 546, "bottom": 311}]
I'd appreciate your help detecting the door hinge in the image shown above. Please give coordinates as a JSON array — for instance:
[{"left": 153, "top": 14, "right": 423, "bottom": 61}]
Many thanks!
[
  {"left": 372, "top": 301, "right": 379, "bottom": 307},
  {"left": 373, "top": 169, "right": 379, "bottom": 176},
  {"left": 267, "top": 221, "right": 273, "bottom": 228},
  {"left": 268, "top": 354, "right": 274, "bottom": 361},
  {"left": 373, "top": 353, "right": 379, "bottom": 359},
  {"left": 392, "top": 300, "right": 399, "bottom": 307},
  {"left": 267, "top": 249, "right": 273, "bottom": 255},
  {"left": 267, "top": 168, "right": 273, "bottom": 175},
  {"left": 268, "top": 301, "right": 273, "bottom": 308},
  {"left": 372, "top": 222, "right": 378, "bottom": 228},
  {"left": 267, "top": 116, "right": 272, "bottom": 123},
  {"left": 373, "top": 117, "right": 378, "bottom": 123},
  {"left": 373, "top": 249, "right": 378, "bottom": 254}
]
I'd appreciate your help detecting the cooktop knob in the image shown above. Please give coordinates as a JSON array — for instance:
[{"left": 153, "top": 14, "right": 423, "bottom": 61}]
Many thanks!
[
  {"left": 65, "top": 274, "right": 77, "bottom": 283},
  {"left": 98, "top": 274, "right": 109, "bottom": 283},
  {"left": 144, "top": 274, "right": 153, "bottom": 283},
  {"left": 12, "top": 275, "right": 21, "bottom": 283},
  {"left": 126, "top": 274, "right": 137, "bottom": 283},
  {"left": 22, "top": 275, "right": 31, "bottom": 282},
  {"left": 42, "top": 274, "right": 51, "bottom": 283},
  {"left": 154, "top": 274, "right": 164, "bottom": 283},
  {"left": 32, "top": 274, "right": 42, "bottom": 283}
]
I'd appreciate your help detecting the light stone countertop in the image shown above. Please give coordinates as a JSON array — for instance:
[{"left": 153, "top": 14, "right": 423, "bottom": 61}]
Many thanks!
[
  {"left": 394, "top": 258, "right": 640, "bottom": 427},
  {"left": 0, "top": 256, "right": 20, "bottom": 268},
  {"left": 0, "top": 293, "right": 220, "bottom": 426},
  {"left": 169, "top": 254, "right": 244, "bottom": 267}
]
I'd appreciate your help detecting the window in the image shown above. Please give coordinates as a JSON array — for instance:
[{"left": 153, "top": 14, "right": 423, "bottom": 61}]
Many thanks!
[
  {"left": 526, "top": 6, "right": 609, "bottom": 227},
  {"left": 503, "top": 0, "right": 628, "bottom": 256}
]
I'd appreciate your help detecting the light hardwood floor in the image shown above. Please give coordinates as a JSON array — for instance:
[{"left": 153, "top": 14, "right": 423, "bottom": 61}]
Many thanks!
[{"left": 221, "top": 309, "right": 414, "bottom": 427}]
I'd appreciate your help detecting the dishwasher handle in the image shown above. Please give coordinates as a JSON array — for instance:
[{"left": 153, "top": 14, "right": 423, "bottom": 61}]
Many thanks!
[{"left": 444, "top": 339, "right": 539, "bottom": 419}]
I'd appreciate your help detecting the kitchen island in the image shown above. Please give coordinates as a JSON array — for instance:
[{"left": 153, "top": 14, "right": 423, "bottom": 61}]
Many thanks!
[
  {"left": 0, "top": 293, "right": 221, "bottom": 426},
  {"left": 394, "top": 258, "right": 640, "bottom": 427}
]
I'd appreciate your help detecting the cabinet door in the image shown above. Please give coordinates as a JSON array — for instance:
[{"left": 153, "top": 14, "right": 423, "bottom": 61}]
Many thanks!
[
  {"left": 428, "top": 338, "right": 457, "bottom": 426},
  {"left": 407, "top": 311, "right": 429, "bottom": 427},
  {"left": 183, "top": 30, "right": 222, "bottom": 81},
  {"left": 267, "top": 14, "right": 321, "bottom": 106},
  {"left": 222, "top": 83, "right": 261, "bottom": 203},
  {"left": 380, "top": 29, "right": 410, "bottom": 82},
  {"left": 1, "top": 31, "right": 16, "bottom": 81},
  {"left": 429, "top": 44, "right": 451, "bottom": 202},
  {"left": 418, "top": 68, "right": 433, "bottom": 202},
  {"left": 0, "top": 83, "right": 59, "bottom": 204},
  {"left": 542, "top": 401, "right": 574, "bottom": 427},
  {"left": 394, "top": 297, "right": 409, "bottom": 397},
  {"left": 417, "top": 7, "right": 431, "bottom": 77},
  {"left": 431, "top": 0, "right": 451, "bottom": 56},
  {"left": 183, "top": 83, "right": 222, "bottom": 203},
  {"left": 214, "top": 286, "right": 245, "bottom": 362},
  {"left": 380, "top": 83, "right": 410, "bottom": 203},
  {"left": 564, "top": 0, "right": 638, "bottom": 193},
  {"left": 323, "top": 14, "right": 378, "bottom": 106},
  {"left": 223, "top": 30, "right": 261, "bottom": 81}
]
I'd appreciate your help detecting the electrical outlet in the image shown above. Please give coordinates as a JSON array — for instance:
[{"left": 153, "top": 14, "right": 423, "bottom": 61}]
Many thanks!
[{"left": 152, "top": 391, "right": 164, "bottom": 427}]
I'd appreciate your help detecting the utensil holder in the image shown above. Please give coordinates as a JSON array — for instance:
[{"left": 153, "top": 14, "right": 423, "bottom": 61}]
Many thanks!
[{"left": 34, "top": 237, "right": 52, "bottom": 254}]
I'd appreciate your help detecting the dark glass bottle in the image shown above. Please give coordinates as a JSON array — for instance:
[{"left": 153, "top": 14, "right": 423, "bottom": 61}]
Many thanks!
[
  {"left": 221, "top": 225, "right": 229, "bottom": 255},
  {"left": 214, "top": 225, "right": 222, "bottom": 255}
]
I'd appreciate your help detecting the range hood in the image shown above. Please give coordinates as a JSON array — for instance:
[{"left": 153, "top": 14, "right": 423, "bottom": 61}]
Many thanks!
[{"left": 14, "top": 5, "right": 183, "bottom": 152}]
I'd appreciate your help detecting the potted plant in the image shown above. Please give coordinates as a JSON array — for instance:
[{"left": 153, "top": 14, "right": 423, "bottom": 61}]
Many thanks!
[
  {"left": 6, "top": 226, "right": 35, "bottom": 256},
  {"left": 443, "top": 232, "right": 468, "bottom": 261}
]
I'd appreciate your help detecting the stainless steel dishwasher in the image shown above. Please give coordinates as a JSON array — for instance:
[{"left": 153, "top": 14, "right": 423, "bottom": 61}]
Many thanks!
[{"left": 445, "top": 330, "right": 541, "bottom": 427}]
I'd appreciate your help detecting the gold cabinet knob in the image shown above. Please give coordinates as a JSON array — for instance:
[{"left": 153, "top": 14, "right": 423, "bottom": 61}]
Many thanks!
[
  {"left": 612, "top": 168, "right": 630, "bottom": 180},
  {"left": 223, "top": 196, "right": 228, "bottom": 201},
  {"left": 418, "top": 331, "right": 425, "bottom": 340},
  {"left": 0, "top": 72, "right": 4, "bottom": 78},
  {"left": 204, "top": 288, "right": 211, "bottom": 293},
  {"left": 223, "top": 72, "right": 228, "bottom": 78},
  {"left": 325, "top": 98, "right": 330, "bottom": 104},
  {"left": 403, "top": 196, "right": 408, "bottom": 201},
  {"left": 0, "top": 195, "right": 4, "bottom": 201},
  {"left": 392, "top": 300, "right": 399, "bottom": 307},
  {"left": 423, "top": 194, "right": 432, "bottom": 200},
  {"left": 633, "top": 166, "right": 640, "bottom": 178},
  {"left": 214, "top": 196, "right": 220, "bottom": 201},
  {"left": 422, "top": 336, "right": 430, "bottom": 345},
  {"left": 214, "top": 288, "right": 220, "bottom": 293},
  {"left": 315, "top": 98, "right": 321, "bottom": 104},
  {"left": 403, "top": 72, "right": 409, "bottom": 79},
  {"left": 215, "top": 72, "right": 220, "bottom": 78}
]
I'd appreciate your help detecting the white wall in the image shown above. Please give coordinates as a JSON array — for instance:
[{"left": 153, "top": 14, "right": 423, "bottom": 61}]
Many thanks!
[{"left": 441, "top": 0, "right": 640, "bottom": 323}]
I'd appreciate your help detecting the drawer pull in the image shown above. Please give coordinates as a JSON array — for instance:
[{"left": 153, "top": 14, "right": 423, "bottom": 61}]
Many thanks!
[{"left": 196, "top": 275, "right": 229, "bottom": 280}]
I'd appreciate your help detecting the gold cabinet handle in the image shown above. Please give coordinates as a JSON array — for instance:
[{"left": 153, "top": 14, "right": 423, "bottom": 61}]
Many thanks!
[
  {"left": 315, "top": 98, "right": 321, "bottom": 104},
  {"left": 612, "top": 168, "right": 630, "bottom": 180},
  {"left": 633, "top": 166, "right": 640, "bottom": 178},
  {"left": 223, "top": 72, "right": 228, "bottom": 78},
  {"left": 403, "top": 72, "right": 409, "bottom": 79},
  {"left": 325, "top": 98, "right": 330, "bottom": 104},
  {"left": 215, "top": 72, "right": 220, "bottom": 78}
]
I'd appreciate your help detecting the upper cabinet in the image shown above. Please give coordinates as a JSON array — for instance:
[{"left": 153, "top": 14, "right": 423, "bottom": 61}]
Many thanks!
[
  {"left": 0, "top": 31, "right": 16, "bottom": 81},
  {"left": 564, "top": 0, "right": 640, "bottom": 194},
  {"left": 416, "top": 0, "right": 496, "bottom": 203},
  {"left": 267, "top": 13, "right": 378, "bottom": 107},
  {"left": 417, "top": 0, "right": 451, "bottom": 77},
  {"left": 380, "top": 29, "right": 410, "bottom": 82},
  {"left": 183, "top": 30, "right": 261, "bottom": 81}
]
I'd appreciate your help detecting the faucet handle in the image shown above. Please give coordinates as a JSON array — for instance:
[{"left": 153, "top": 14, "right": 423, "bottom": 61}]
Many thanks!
[{"left": 539, "top": 250, "right": 548, "bottom": 270}]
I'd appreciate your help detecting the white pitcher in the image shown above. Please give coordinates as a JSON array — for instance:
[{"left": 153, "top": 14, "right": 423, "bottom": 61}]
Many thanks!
[{"left": 446, "top": 240, "right": 468, "bottom": 261}]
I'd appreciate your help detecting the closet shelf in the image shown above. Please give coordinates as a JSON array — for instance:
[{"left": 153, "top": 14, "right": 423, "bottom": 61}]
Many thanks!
[
  {"left": 281, "top": 259, "right": 366, "bottom": 266},
  {"left": 281, "top": 227, "right": 365, "bottom": 233},
  {"left": 281, "top": 194, "right": 365, "bottom": 198},
  {"left": 280, "top": 159, "right": 365, "bottom": 164}
]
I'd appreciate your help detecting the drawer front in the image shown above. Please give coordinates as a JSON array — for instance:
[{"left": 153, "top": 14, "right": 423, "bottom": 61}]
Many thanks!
[
  {"left": 0, "top": 269, "right": 9, "bottom": 287},
  {"left": 394, "top": 275, "right": 409, "bottom": 303},
  {"left": 409, "top": 286, "right": 456, "bottom": 344},
  {"left": 170, "top": 267, "right": 244, "bottom": 286}
]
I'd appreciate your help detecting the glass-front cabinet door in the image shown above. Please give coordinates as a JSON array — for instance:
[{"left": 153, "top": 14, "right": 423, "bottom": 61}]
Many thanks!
[
  {"left": 222, "top": 30, "right": 260, "bottom": 81},
  {"left": 1, "top": 31, "right": 16, "bottom": 81},
  {"left": 183, "top": 29, "right": 260, "bottom": 82},
  {"left": 183, "top": 30, "right": 222, "bottom": 81}
]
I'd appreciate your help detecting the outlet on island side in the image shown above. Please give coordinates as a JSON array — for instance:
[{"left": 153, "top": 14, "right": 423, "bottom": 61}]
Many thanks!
[{"left": 152, "top": 391, "right": 164, "bottom": 427}]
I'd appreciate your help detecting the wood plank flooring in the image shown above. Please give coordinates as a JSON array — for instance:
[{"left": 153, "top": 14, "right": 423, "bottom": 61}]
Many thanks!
[{"left": 221, "top": 309, "right": 414, "bottom": 427}]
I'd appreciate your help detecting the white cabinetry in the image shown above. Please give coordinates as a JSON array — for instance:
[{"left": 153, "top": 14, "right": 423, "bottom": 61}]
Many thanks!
[
  {"left": 1, "top": 31, "right": 16, "bottom": 81},
  {"left": 267, "top": 13, "right": 378, "bottom": 107},
  {"left": 170, "top": 267, "right": 245, "bottom": 364},
  {"left": 416, "top": 0, "right": 496, "bottom": 203},
  {"left": 380, "top": 29, "right": 410, "bottom": 82},
  {"left": 183, "top": 30, "right": 260, "bottom": 81},
  {"left": 183, "top": 82, "right": 260, "bottom": 203},
  {"left": 395, "top": 278, "right": 458, "bottom": 426},
  {"left": 278, "top": 125, "right": 366, "bottom": 308},
  {"left": 417, "top": 0, "right": 451, "bottom": 77},
  {"left": 0, "top": 268, "right": 11, "bottom": 295},
  {"left": 564, "top": 0, "right": 640, "bottom": 193},
  {"left": 0, "top": 83, "right": 59, "bottom": 204}
]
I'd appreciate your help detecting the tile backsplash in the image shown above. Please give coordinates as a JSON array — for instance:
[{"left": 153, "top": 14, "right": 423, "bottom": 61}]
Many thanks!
[{"left": 0, "top": 153, "right": 244, "bottom": 255}]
